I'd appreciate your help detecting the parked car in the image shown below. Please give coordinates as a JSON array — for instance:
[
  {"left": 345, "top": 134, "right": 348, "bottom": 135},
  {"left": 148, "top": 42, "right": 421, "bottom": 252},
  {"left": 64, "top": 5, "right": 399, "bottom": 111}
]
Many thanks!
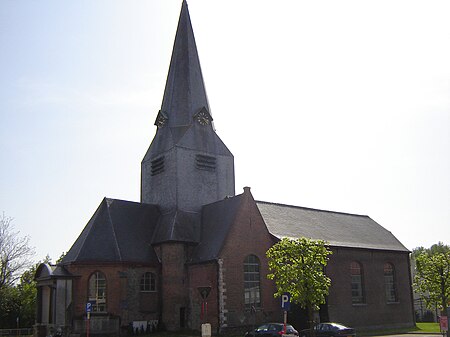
[
  {"left": 299, "top": 323, "right": 355, "bottom": 337},
  {"left": 245, "top": 323, "right": 299, "bottom": 337}
]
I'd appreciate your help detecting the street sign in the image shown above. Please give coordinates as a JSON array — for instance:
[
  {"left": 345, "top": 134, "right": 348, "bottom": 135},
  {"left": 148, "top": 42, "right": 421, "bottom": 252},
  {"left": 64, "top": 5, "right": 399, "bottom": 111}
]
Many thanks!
[
  {"left": 281, "top": 292, "right": 291, "bottom": 311},
  {"left": 198, "top": 286, "right": 212, "bottom": 300},
  {"left": 86, "top": 302, "right": 92, "bottom": 313}
]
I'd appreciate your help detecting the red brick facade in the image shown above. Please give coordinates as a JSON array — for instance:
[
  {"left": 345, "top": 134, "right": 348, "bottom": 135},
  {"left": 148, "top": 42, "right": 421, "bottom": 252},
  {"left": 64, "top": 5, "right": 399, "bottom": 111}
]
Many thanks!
[
  {"left": 66, "top": 263, "right": 161, "bottom": 332},
  {"left": 326, "top": 247, "right": 414, "bottom": 329},
  {"left": 37, "top": 189, "right": 414, "bottom": 335},
  {"left": 217, "top": 187, "right": 280, "bottom": 329}
]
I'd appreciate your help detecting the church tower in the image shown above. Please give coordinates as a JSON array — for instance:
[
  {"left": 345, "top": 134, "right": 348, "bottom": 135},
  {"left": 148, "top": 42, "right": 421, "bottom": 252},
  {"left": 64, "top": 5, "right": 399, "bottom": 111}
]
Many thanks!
[
  {"left": 141, "top": 0, "right": 235, "bottom": 245},
  {"left": 141, "top": 1, "right": 235, "bottom": 330}
]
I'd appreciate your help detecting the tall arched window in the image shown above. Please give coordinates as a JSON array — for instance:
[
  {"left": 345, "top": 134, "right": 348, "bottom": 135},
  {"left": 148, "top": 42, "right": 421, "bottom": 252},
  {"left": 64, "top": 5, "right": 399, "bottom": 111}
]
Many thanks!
[
  {"left": 350, "top": 261, "right": 365, "bottom": 304},
  {"left": 140, "top": 272, "right": 156, "bottom": 292},
  {"left": 88, "top": 271, "right": 107, "bottom": 312},
  {"left": 384, "top": 263, "right": 397, "bottom": 302},
  {"left": 244, "top": 254, "right": 261, "bottom": 309}
]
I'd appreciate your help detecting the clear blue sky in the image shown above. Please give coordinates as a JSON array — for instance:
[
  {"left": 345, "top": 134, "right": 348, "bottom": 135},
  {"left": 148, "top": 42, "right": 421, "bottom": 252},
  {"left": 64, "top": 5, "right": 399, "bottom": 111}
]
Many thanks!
[{"left": 1, "top": 0, "right": 449, "bottom": 262}]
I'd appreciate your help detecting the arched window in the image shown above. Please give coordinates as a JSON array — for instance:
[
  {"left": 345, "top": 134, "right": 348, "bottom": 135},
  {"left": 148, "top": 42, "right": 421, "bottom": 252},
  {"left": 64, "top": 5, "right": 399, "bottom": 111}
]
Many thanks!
[
  {"left": 244, "top": 254, "right": 261, "bottom": 309},
  {"left": 140, "top": 272, "right": 156, "bottom": 292},
  {"left": 88, "top": 271, "right": 107, "bottom": 312},
  {"left": 350, "top": 261, "right": 365, "bottom": 304},
  {"left": 384, "top": 263, "right": 397, "bottom": 302}
]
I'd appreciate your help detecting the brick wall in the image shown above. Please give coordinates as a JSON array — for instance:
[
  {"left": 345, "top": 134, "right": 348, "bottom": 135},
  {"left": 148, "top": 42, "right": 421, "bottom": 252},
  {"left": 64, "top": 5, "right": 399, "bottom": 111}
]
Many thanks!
[
  {"left": 159, "top": 243, "right": 189, "bottom": 330},
  {"left": 218, "top": 187, "right": 281, "bottom": 331},
  {"left": 187, "top": 263, "right": 218, "bottom": 330},
  {"left": 326, "top": 247, "right": 414, "bottom": 329},
  {"left": 66, "top": 263, "right": 161, "bottom": 329}
]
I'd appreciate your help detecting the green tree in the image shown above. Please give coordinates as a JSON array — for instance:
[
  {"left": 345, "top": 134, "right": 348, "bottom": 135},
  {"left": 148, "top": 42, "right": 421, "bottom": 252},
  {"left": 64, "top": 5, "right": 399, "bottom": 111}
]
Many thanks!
[
  {"left": 413, "top": 242, "right": 450, "bottom": 335},
  {"left": 0, "top": 255, "right": 53, "bottom": 328},
  {"left": 16, "top": 264, "right": 38, "bottom": 327},
  {"left": 266, "top": 237, "right": 332, "bottom": 332},
  {"left": 0, "top": 285, "right": 20, "bottom": 328}
]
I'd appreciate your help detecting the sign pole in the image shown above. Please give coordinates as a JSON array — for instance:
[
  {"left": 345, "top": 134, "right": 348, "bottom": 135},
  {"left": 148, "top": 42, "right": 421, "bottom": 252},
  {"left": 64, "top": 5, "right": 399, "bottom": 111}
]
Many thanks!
[
  {"left": 86, "top": 302, "right": 92, "bottom": 337},
  {"left": 281, "top": 292, "right": 291, "bottom": 335},
  {"left": 197, "top": 287, "right": 212, "bottom": 337},
  {"left": 86, "top": 312, "right": 90, "bottom": 337}
]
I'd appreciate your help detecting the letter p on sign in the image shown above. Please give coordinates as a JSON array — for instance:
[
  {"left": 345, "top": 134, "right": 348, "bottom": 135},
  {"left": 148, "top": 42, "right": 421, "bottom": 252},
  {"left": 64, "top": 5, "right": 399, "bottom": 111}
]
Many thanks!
[{"left": 281, "top": 292, "right": 291, "bottom": 311}]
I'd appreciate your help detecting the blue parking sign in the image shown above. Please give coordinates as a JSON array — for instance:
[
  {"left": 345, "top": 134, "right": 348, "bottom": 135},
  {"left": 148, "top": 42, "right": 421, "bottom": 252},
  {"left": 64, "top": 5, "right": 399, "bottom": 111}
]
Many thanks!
[
  {"left": 86, "top": 302, "right": 92, "bottom": 313},
  {"left": 281, "top": 292, "right": 291, "bottom": 311}
]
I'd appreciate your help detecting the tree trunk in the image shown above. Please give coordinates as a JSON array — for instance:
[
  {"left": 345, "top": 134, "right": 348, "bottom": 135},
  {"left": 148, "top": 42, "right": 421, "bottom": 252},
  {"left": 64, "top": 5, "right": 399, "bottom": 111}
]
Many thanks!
[{"left": 308, "top": 305, "right": 316, "bottom": 337}]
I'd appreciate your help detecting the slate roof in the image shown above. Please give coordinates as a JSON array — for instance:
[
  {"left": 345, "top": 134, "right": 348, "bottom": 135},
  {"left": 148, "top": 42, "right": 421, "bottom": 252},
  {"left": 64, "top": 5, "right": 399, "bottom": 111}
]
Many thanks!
[
  {"left": 152, "top": 209, "right": 201, "bottom": 245},
  {"left": 61, "top": 198, "right": 161, "bottom": 265},
  {"left": 256, "top": 201, "right": 409, "bottom": 252},
  {"left": 142, "top": 0, "right": 232, "bottom": 161},
  {"left": 190, "top": 194, "right": 244, "bottom": 263},
  {"left": 160, "top": 0, "right": 210, "bottom": 129}
]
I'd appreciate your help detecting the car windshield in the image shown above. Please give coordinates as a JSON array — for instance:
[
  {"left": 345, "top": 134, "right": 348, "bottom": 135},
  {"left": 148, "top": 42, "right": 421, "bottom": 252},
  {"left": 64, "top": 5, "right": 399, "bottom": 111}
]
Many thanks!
[
  {"left": 269, "top": 324, "right": 282, "bottom": 331},
  {"left": 330, "top": 323, "right": 347, "bottom": 330}
]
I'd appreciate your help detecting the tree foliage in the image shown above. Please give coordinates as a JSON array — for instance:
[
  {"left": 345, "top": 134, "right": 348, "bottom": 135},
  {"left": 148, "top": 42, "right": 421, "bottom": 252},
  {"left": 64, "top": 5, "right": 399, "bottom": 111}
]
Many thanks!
[
  {"left": 0, "top": 262, "right": 37, "bottom": 328},
  {"left": 0, "top": 213, "right": 35, "bottom": 289},
  {"left": 266, "top": 237, "right": 332, "bottom": 328},
  {"left": 413, "top": 242, "right": 450, "bottom": 313},
  {"left": 0, "top": 254, "right": 54, "bottom": 328}
]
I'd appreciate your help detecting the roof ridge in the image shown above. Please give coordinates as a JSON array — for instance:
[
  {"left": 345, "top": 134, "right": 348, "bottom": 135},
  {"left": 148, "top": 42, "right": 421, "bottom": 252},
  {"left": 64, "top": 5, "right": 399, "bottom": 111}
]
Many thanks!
[
  {"left": 73, "top": 197, "right": 108, "bottom": 262},
  {"left": 105, "top": 199, "right": 123, "bottom": 261},
  {"left": 255, "top": 200, "right": 369, "bottom": 218}
]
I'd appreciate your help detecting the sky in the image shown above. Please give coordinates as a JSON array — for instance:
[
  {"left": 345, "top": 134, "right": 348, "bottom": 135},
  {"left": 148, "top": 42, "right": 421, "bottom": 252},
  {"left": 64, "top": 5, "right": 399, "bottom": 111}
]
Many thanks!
[{"left": 1, "top": 0, "right": 449, "bottom": 263}]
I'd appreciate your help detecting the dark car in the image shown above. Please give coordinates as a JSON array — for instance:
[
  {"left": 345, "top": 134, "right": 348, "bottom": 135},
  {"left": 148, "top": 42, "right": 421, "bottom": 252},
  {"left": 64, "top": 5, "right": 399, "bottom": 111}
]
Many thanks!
[
  {"left": 245, "top": 323, "right": 299, "bottom": 337},
  {"left": 300, "top": 323, "right": 355, "bottom": 337}
]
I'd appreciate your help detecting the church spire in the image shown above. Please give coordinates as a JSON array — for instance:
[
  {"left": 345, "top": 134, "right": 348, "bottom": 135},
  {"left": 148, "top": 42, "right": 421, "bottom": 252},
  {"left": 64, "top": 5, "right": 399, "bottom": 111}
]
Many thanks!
[{"left": 157, "top": 0, "right": 210, "bottom": 128}]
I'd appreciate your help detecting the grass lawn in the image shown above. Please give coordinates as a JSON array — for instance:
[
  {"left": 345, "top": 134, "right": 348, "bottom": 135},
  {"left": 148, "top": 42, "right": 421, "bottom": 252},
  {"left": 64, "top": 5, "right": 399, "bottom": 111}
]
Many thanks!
[
  {"left": 416, "top": 322, "right": 441, "bottom": 333},
  {"left": 357, "top": 322, "right": 442, "bottom": 336}
]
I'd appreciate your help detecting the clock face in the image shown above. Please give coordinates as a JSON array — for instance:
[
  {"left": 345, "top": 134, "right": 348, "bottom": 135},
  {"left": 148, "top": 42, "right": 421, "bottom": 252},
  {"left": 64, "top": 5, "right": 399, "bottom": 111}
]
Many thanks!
[
  {"left": 155, "top": 111, "right": 168, "bottom": 127},
  {"left": 196, "top": 111, "right": 210, "bottom": 125}
]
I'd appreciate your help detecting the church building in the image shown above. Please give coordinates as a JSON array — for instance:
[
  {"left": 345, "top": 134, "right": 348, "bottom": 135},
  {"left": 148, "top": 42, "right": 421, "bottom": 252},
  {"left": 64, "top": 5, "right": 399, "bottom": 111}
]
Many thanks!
[{"left": 35, "top": 2, "right": 415, "bottom": 336}]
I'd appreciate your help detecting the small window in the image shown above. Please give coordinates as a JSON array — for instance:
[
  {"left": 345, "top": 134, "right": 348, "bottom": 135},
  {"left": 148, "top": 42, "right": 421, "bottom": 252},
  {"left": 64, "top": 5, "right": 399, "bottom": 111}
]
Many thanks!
[
  {"left": 384, "top": 263, "right": 397, "bottom": 302},
  {"left": 244, "top": 254, "right": 261, "bottom": 309},
  {"left": 140, "top": 272, "right": 156, "bottom": 292},
  {"left": 350, "top": 261, "right": 365, "bottom": 304},
  {"left": 88, "top": 271, "right": 107, "bottom": 312}
]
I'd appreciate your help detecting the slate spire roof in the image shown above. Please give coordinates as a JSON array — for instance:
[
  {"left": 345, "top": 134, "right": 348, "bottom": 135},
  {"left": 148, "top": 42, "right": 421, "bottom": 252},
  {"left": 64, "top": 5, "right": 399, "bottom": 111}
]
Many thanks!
[
  {"left": 160, "top": 0, "right": 210, "bottom": 128},
  {"left": 142, "top": 0, "right": 233, "bottom": 158}
]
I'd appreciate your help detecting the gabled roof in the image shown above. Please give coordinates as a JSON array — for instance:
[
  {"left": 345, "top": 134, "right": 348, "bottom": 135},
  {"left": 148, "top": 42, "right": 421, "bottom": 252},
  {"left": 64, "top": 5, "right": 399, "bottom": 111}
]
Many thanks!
[
  {"left": 256, "top": 201, "right": 409, "bottom": 252},
  {"left": 190, "top": 194, "right": 244, "bottom": 263},
  {"left": 61, "top": 198, "right": 161, "bottom": 265}
]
